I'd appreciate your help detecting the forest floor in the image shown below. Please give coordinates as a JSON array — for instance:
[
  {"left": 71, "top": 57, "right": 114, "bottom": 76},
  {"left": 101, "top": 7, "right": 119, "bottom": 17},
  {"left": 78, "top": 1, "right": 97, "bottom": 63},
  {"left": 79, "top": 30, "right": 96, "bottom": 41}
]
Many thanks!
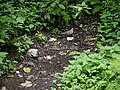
[{"left": 1, "top": 15, "right": 98, "bottom": 90}]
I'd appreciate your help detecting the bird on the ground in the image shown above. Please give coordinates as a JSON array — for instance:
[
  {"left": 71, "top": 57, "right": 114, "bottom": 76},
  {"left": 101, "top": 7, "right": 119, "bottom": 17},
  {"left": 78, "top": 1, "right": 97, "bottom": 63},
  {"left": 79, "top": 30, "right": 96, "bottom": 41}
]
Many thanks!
[{"left": 61, "top": 28, "right": 74, "bottom": 36}]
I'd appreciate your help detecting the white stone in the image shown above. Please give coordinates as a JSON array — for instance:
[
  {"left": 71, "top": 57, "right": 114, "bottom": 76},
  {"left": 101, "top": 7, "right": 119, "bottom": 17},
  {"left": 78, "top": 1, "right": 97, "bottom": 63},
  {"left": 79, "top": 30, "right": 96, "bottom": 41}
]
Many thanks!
[
  {"left": 21, "top": 81, "right": 32, "bottom": 87},
  {"left": 1, "top": 87, "right": 7, "bottom": 90},
  {"left": 27, "top": 49, "right": 38, "bottom": 57},
  {"left": 18, "top": 74, "right": 23, "bottom": 78},
  {"left": 79, "top": 24, "right": 83, "bottom": 28},
  {"left": 49, "top": 38, "right": 57, "bottom": 42},
  {"left": 16, "top": 71, "right": 20, "bottom": 74},
  {"left": 67, "top": 37, "right": 74, "bottom": 41}
]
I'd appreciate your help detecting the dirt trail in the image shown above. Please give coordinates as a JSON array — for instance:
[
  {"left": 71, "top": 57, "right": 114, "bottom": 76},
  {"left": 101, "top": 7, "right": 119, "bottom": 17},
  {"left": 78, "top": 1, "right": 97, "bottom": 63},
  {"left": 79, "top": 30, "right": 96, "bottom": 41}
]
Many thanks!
[{"left": 1, "top": 16, "right": 97, "bottom": 90}]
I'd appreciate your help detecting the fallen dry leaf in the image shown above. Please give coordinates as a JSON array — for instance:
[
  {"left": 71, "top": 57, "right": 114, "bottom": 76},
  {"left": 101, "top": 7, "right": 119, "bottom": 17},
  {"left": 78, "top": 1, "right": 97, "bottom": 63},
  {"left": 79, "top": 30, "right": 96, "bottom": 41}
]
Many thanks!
[
  {"left": 23, "top": 67, "right": 31, "bottom": 73},
  {"left": 44, "top": 55, "right": 55, "bottom": 60}
]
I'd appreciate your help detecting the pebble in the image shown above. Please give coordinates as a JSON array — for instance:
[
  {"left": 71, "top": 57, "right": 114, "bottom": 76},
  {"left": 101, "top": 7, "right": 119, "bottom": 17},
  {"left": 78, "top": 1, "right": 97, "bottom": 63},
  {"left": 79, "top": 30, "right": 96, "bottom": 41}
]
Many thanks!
[
  {"left": 67, "top": 37, "right": 74, "bottom": 41},
  {"left": 38, "top": 57, "right": 43, "bottom": 61},
  {"left": 27, "top": 75, "right": 34, "bottom": 80},
  {"left": 1, "top": 87, "right": 7, "bottom": 90},
  {"left": 49, "top": 38, "right": 57, "bottom": 42},
  {"left": 21, "top": 81, "right": 33, "bottom": 87},
  {"left": 79, "top": 24, "right": 83, "bottom": 28}
]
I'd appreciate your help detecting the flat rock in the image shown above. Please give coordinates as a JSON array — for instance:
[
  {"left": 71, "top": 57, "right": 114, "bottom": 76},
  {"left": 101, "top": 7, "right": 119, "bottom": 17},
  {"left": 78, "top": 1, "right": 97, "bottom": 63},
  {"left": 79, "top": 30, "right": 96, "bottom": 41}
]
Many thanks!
[{"left": 27, "top": 49, "right": 38, "bottom": 57}]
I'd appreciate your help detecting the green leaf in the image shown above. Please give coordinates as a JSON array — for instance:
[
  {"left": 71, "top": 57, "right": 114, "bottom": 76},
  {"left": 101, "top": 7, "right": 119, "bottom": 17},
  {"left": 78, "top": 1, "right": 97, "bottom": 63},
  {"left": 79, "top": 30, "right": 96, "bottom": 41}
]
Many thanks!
[
  {"left": 59, "top": 4, "right": 65, "bottom": 9},
  {"left": 53, "top": 80, "right": 57, "bottom": 84},
  {"left": 92, "top": 5, "right": 102, "bottom": 13},
  {"left": 0, "top": 39, "right": 5, "bottom": 43},
  {"left": 0, "top": 59, "right": 3, "bottom": 64},
  {"left": 0, "top": 52, "right": 8, "bottom": 57},
  {"left": 44, "top": 14, "right": 50, "bottom": 20},
  {"left": 117, "top": 31, "right": 120, "bottom": 37},
  {"left": 76, "top": 69, "right": 81, "bottom": 77},
  {"left": 19, "top": 0, "right": 25, "bottom": 4},
  {"left": 16, "top": 16, "right": 25, "bottom": 23},
  {"left": 29, "top": 24, "right": 34, "bottom": 29}
]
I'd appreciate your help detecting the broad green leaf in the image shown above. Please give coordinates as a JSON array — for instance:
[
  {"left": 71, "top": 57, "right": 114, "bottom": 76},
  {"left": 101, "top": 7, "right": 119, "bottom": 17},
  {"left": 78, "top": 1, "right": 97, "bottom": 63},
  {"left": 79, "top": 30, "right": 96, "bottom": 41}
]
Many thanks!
[
  {"left": 16, "top": 16, "right": 25, "bottom": 23},
  {"left": 25, "top": 29, "right": 30, "bottom": 32},
  {"left": 44, "top": 14, "right": 50, "bottom": 20},
  {"left": 0, "top": 52, "right": 8, "bottom": 57},
  {"left": 59, "top": 4, "right": 65, "bottom": 9},
  {"left": 29, "top": 24, "right": 34, "bottom": 29},
  {"left": 0, "top": 59, "right": 3, "bottom": 64},
  {"left": 117, "top": 31, "right": 120, "bottom": 36},
  {"left": 69, "top": 60, "right": 75, "bottom": 65},
  {"left": 76, "top": 69, "right": 81, "bottom": 77},
  {"left": 0, "top": 39, "right": 5, "bottom": 43}
]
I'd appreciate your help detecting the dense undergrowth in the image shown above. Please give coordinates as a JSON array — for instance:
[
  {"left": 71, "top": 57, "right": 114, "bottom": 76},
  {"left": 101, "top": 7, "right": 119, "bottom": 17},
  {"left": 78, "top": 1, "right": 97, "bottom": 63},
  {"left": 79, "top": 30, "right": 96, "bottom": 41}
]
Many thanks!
[
  {"left": 0, "top": 0, "right": 77, "bottom": 76},
  {"left": 0, "top": 0, "right": 120, "bottom": 90},
  {"left": 51, "top": 0, "right": 120, "bottom": 90}
]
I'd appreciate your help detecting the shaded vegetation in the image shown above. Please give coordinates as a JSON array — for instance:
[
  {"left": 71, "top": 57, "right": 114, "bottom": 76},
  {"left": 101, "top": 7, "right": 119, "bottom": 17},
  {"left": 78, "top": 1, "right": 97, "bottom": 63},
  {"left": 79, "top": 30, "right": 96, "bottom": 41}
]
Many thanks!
[{"left": 0, "top": 0, "right": 120, "bottom": 90}]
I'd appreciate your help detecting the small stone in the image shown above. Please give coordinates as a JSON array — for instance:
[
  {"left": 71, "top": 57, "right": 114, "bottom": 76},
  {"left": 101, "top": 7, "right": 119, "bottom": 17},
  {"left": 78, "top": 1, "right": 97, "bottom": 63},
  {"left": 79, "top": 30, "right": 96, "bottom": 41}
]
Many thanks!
[
  {"left": 7, "top": 75, "right": 14, "bottom": 78},
  {"left": 44, "top": 55, "right": 55, "bottom": 60},
  {"left": 67, "top": 37, "right": 74, "bottom": 41},
  {"left": 18, "top": 74, "right": 23, "bottom": 78},
  {"left": 25, "top": 61, "right": 35, "bottom": 66},
  {"left": 49, "top": 61, "right": 52, "bottom": 64},
  {"left": 27, "top": 49, "right": 38, "bottom": 57},
  {"left": 74, "top": 43, "right": 78, "bottom": 46},
  {"left": 45, "top": 81, "right": 47, "bottom": 84},
  {"left": 16, "top": 71, "right": 20, "bottom": 74},
  {"left": 17, "top": 64, "right": 23, "bottom": 69},
  {"left": 59, "top": 51, "right": 67, "bottom": 55},
  {"left": 21, "top": 81, "right": 32, "bottom": 87},
  {"left": 1, "top": 87, "right": 7, "bottom": 90},
  {"left": 38, "top": 57, "right": 43, "bottom": 61},
  {"left": 79, "top": 24, "right": 83, "bottom": 28},
  {"left": 27, "top": 75, "right": 34, "bottom": 80},
  {"left": 49, "top": 38, "right": 57, "bottom": 42},
  {"left": 40, "top": 71, "right": 47, "bottom": 74}
]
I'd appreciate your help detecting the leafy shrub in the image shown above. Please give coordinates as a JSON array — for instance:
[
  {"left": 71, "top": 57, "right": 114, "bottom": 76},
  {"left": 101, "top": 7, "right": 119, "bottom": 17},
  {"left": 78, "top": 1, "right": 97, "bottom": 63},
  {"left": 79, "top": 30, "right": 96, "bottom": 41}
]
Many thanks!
[
  {"left": 97, "top": 0, "right": 120, "bottom": 44},
  {"left": 69, "top": 1, "right": 91, "bottom": 19},
  {"left": 0, "top": 52, "right": 17, "bottom": 76},
  {"left": 14, "top": 35, "right": 33, "bottom": 54},
  {"left": 34, "top": 31, "right": 47, "bottom": 44},
  {"left": 105, "top": 48, "right": 120, "bottom": 90},
  {"left": 84, "top": 0, "right": 103, "bottom": 14},
  {"left": 52, "top": 44, "right": 120, "bottom": 90},
  {"left": 0, "top": 0, "right": 73, "bottom": 49}
]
